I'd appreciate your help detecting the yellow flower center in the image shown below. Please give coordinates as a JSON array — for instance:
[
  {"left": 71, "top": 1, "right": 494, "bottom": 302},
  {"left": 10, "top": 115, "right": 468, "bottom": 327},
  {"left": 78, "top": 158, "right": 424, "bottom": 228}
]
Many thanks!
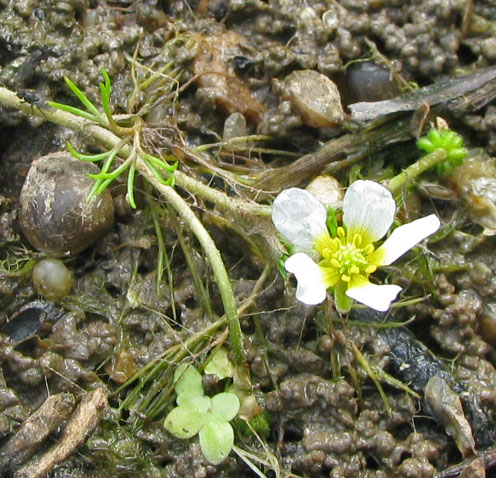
[{"left": 314, "top": 227, "right": 377, "bottom": 288}]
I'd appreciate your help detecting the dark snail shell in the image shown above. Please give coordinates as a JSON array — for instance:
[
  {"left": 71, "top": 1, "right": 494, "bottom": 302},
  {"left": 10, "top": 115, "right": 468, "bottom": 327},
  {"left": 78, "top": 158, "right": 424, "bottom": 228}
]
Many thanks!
[
  {"left": 345, "top": 62, "right": 400, "bottom": 104},
  {"left": 19, "top": 152, "right": 114, "bottom": 255}
]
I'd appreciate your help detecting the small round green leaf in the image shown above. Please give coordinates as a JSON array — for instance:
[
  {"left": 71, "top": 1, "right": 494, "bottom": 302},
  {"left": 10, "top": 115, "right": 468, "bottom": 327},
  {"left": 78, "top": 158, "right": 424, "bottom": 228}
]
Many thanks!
[
  {"left": 211, "top": 393, "right": 240, "bottom": 422},
  {"left": 177, "top": 395, "right": 211, "bottom": 413},
  {"left": 199, "top": 419, "right": 234, "bottom": 465},
  {"left": 204, "top": 347, "right": 235, "bottom": 380},
  {"left": 164, "top": 405, "right": 204, "bottom": 439},
  {"left": 174, "top": 364, "right": 204, "bottom": 400}
]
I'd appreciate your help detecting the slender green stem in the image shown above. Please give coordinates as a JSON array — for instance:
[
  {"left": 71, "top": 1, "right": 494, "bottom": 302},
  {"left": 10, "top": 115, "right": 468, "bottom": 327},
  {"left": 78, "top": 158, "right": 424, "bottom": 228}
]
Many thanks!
[
  {"left": 115, "top": 316, "right": 227, "bottom": 401},
  {"left": 168, "top": 205, "right": 214, "bottom": 321},
  {"left": 0, "top": 84, "right": 269, "bottom": 364},
  {"left": 137, "top": 156, "right": 246, "bottom": 364},
  {"left": 370, "top": 365, "right": 420, "bottom": 399},
  {"left": 385, "top": 148, "right": 447, "bottom": 195},
  {"left": 352, "top": 343, "right": 391, "bottom": 416},
  {"left": 175, "top": 171, "right": 272, "bottom": 217}
]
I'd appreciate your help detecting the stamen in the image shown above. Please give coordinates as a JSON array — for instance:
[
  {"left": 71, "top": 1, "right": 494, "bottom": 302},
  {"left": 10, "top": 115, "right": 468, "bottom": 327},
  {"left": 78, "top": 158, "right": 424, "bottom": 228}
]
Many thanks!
[
  {"left": 318, "top": 222, "right": 381, "bottom": 291},
  {"left": 352, "top": 233, "right": 362, "bottom": 247},
  {"left": 364, "top": 244, "right": 374, "bottom": 255}
]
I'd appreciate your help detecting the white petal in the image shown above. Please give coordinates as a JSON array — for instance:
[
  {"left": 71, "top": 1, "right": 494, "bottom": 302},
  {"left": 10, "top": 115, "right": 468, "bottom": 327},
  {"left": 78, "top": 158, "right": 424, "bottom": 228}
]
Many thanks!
[
  {"left": 376, "top": 214, "right": 440, "bottom": 265},
  {"left": 346, "top": 283, "right": 402, "bottom": 311},
  {"left": 343, "top": 180, "right": 395, "bottom": 243},
  {"left": 272, "top": 188, "right": 328, "bottom": 250},
  {"left": 285, "top": 253, "right": 327, "bottom": 305}
]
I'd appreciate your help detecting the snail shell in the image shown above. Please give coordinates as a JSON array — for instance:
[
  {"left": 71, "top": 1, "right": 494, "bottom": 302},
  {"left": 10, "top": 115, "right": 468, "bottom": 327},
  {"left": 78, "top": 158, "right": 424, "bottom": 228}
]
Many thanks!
[
  {"left": 32, "top": 258, "right": 73, "bottom": 301},
  {"left": 281, "top": 70, "right": 345, "bottom": 128},
  {"left": 19, "top": 152, "right": 114, "bottom": 255},
  {"left": 305, "top": 175, "right": 343, "bottom": 209},
  {"left": 345, "top": 62, "right": 400, "bottom": 104}
]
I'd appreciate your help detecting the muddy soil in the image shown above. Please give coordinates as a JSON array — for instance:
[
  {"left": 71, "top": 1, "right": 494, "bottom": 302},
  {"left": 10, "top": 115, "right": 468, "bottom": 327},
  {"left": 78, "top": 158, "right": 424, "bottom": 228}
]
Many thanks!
[{"left": 1, "top": 0, "right": 496, "bottom": 477}]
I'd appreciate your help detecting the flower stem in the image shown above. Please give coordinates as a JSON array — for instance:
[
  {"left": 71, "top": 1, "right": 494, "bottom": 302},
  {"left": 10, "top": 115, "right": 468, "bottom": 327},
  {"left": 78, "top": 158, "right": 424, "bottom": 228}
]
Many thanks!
[{"left": 385, "top": 148, "right": 447, "bottom": 195}]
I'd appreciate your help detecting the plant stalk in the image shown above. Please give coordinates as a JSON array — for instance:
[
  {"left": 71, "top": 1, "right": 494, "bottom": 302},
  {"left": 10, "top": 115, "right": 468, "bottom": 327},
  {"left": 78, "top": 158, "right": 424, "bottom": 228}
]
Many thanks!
[
  {"left": 385, "top": 148, "right": 448, "bottom": 195},
  {"left": 137, "top": 156, "right": 246, "bottom": 363},
  {"left": 0, "top": 86, "right": 271, "bottom": 218}
]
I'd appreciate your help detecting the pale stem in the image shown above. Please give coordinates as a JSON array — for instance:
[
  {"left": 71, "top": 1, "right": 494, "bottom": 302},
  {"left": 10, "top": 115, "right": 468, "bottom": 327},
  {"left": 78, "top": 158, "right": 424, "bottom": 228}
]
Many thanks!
[
  {"left": 0, "top": 86, "right": 271, "bottom": 218},
  {"left": 137, "top": 156, "right": 246, "bottom": 364}
]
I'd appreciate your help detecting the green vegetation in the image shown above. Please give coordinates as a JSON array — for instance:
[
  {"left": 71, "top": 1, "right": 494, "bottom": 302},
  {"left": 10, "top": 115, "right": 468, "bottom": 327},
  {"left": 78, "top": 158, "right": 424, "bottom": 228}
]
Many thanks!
[
  {"left": 163, "top": 364, "right": 240, "bottom": 465},
  {"left": 387, "top": 121, "right": 467, "bottom": 195},
  {"left": 50, "top": 70, "right": 177, "bottom": 209},
  {"left": 417, "top": 124, "right": 467, "bottom": 176}
]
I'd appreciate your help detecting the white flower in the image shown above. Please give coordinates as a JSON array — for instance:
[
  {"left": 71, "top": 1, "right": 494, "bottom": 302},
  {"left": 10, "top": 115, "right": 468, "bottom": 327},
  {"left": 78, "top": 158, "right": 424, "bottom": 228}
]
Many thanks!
[{"left": 272, "top": 180, "right": 440, "bottom": 313}]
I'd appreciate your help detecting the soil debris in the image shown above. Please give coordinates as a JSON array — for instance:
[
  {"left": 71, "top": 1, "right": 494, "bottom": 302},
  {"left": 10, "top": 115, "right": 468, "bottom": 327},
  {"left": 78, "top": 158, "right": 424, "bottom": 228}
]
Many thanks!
[
  {"left": 14, "top": 387, "right": 108, "bottom": 478},
  {"left": 0, "top": 392, "right": 75, "bottom": 473}
]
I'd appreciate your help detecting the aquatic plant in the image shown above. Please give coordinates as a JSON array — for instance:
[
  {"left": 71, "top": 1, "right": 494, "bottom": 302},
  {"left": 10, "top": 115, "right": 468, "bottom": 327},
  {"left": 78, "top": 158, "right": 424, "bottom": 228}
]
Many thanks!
[
  {"left": 49, "top": 70, "right": 177, "bottom": 209},
  {"left": 41, "top": 69, "right": 250, "bottom": 364},
  {"left": 272, "top": 180, "right": 440, "bottom": 313},
  {"left": 417, "top": 121, "right": 467, "bottom": 176},
  {"left": 164, "top": 365, "right": 240, "bottom": 465},
  {"left": 386, "top": 118, "right": 467, "bottom": 195}
]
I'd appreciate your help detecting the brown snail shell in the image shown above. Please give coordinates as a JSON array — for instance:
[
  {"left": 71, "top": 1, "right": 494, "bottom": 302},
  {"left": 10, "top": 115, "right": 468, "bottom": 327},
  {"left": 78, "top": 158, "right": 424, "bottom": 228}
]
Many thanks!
[
  {"left": 19, "top": 152, "right": 114, "bottom": 255},
  {"left": 345, "top": 62, "right": 400, "bottom": 104},
  {"left": 281, "top": 70, "right": 345, "bottom": 128}
]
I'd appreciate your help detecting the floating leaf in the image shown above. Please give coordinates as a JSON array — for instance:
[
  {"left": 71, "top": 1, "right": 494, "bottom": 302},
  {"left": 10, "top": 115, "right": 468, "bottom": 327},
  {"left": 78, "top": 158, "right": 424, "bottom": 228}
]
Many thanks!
[
  {"left": 174, "top": 364, "right": 204, "bottom": 401},
  {"left": 164, "top": 403, "right": 206, "bottom": 439}
]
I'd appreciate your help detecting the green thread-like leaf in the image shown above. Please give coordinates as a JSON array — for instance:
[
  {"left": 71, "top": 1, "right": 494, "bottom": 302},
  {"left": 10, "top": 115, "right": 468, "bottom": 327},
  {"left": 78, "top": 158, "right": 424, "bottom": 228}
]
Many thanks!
[
  {"left": 141, "top": 152, "right": 178, "bottom": 173},
  {"left": 67, "top": 142, "right": 110, "bottom": 161},
  {"left": 144, "top": 158, "right": 174, "bottom": 187},
  {"left": 63, "top": 76, "right": 102, "bottom": 121},
  {"left": 47, "top": 101, "right": 98, "bottom": 122}
]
